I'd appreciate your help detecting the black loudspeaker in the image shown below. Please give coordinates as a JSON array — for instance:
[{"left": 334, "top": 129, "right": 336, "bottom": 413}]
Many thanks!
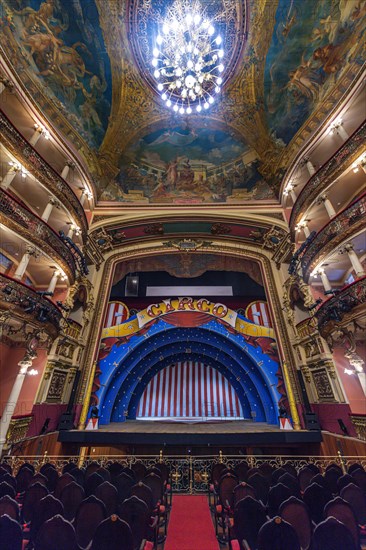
[
  {"left": 297, "top": 370, "right": 311, "bottom": 412},
  {"left": 125, "top": 275, "right": 139, "bottom": 297},
  {"left": 337, "top": 418, "right": 349, "bottom": 435},
  {"left": 57, "top": 412, "right": 74, "bottom": 431},
  {"left": 304, "top": 412, "right": 321, "bottom": 431}
]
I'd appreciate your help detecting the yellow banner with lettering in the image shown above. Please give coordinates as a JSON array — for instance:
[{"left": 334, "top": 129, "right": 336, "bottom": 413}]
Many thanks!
[{"left": 101, "top": 298, "right": 275, "bottom": 340}]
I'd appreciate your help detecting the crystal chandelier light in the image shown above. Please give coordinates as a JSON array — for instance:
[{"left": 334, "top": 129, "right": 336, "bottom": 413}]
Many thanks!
[{"left": 152, "top": 0, "right": 224, "bottom": 114}]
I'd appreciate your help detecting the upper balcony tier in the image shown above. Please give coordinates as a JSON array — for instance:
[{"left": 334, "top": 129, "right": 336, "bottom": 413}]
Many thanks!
[
  {"left": 0, "top": 273, "right": 63, "bottom": 338},
  {"left": 315, "top": 276, "right": 366, "bottom": 339},
  {"left": 0, "top": 187, "right": 77, "bottom": 283},
  {"left": 289, "top": 121, "right": 366, "bottom": 236},
  {"left": 300, "top": 192, "right": 365, "bottom": 282},
  {"left": 0, "top": 110, "right": 88, "bottom": 237}
]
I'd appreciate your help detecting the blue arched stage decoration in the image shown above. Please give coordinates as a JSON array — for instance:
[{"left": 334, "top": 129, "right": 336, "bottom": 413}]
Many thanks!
[{"left": 92, "top": 301, "right": 282, "bottom": 426}]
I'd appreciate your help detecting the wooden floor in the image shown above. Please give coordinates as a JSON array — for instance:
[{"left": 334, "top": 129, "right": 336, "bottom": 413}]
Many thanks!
[{"left": 98, "top": 420, "right": 283, "bottom": 434}]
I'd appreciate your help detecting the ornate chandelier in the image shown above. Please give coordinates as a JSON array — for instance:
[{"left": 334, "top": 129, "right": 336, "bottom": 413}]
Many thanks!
[{"left": 152, "top": 0, "right": 224, "bottom": 114}]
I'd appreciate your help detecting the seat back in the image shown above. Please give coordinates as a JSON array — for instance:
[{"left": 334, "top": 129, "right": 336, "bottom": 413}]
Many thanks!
[
  {"left": 143, "top": 473, "right": 163, "bottom": 506},
  {"left": 75, "top": 495, "right": 106, "bottom": 549},
  {"left": 0, "top": 481, "right": 15, "bottom": 500},
  {"left": 218, "top": 473, "right": 238, "bottom": 509},
  {"left": 22, "top": 481, "right": 48, "bottom": 523},
  {"left": 303, "top": 482, "right": 332, "bottom": 524},
  {"left": 54, "top": 472, "right": 75, "bottom": 500},
  {"left": 298, "top": 466, "right": 316, "bottom": 493},
  {"left": 324, "top": 467, "right": 342, "bottom": 494},
  {"left": 340, "top": 483, "right": 366, "bottom": 525},
  {"left": 119, "top": 495, "right": 150, "bottom": 549},
  {"left": 278, "top": 473, "right": 301, "bottom": 498},
  {"left": 131, "top": 481, "right": 154, "bottom": 513},
  {"left": 115, "top": 472, "right": 135, "bottom": 503},
  {"left": 233, "top": 482, "right": 256, "bottom": 507},
  {"left": 247, "top": 472, "right": 270, "bottom": 504},
  {"left": 257, "top": 516, "right": 300, "bottom": 550},
  {"left": 35, "top": 514, "right": 78, "bottom": 550},
  {"left": 0, "top": 514, "right": 23, "bottom": 550},
  {"left": 130, "top": 462, "right": 147, "bottom": 482},
  {"left": 324, "top": 496, "right": 360, "bottom": 549},
  {"left": 95, "top": 480, "right": 118, "bottom": 515},
  {"left": 84, "top": 471, "right": 104, "bottom": 497},
  {"left": 267, "top": 482, "right": 293, "bottom": 517},
  {"left": 0, "top": 495, "right": 20, "bottom": 521},
  {"left": 91, "top": 515, "right": 134, "bottom": 550},
  {"left": 311, "top": 516, "right": 357, "bottom": 550},
  {"left": 234, "top": 461, "right": 249, "bottom": 482},
  {"left": 60, "top": 481, "right": 85, "bottom": 521},
  {"left": 234, "top": 496, "right": 267, "bottom": 549},
  {"left": 30, "top": 494, "right": 64, "bottom": 543},
  {"left": 279, "top": 496, "right": 312, "bottom": 550}
]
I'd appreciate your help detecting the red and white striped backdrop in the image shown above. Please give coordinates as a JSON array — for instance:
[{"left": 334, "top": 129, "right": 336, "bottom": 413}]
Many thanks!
[
  {"left": 103, "top": 301, "right": 129, "bottom": 328},
  {"left": 245, "top": 301, "right": 272, "bottom": 328},
  {"left": 137, "top": 362, "right": 243, "bottom": 419}
]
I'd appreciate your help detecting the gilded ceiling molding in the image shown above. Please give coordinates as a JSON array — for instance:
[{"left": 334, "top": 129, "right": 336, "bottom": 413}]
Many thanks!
[{"left": 77, "top": 239, "right": 301, "bottom": 406}]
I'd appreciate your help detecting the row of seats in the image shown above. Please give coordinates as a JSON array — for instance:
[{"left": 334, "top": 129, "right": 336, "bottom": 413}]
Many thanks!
[
  {"left": 0, "top": 459, "right": 172, "bottom": 550},
  {"left": 209, "top": 460, "right": 366, "bottom": 550}
]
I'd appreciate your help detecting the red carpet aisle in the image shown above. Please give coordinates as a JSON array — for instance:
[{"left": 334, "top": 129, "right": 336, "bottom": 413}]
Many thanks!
[{"left": 164, "top": 495, "right": 219, "bottom": 550}]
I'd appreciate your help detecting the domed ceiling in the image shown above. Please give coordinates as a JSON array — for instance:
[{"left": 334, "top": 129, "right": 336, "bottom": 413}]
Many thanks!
[{"left": 1, "top": 0, "right": 365, "bottom": 206}]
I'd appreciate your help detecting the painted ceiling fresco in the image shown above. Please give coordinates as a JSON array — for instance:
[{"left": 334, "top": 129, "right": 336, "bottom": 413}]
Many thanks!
[
  {"left": 100, "top": 126, "right": 276, "bottom": 204},
  {"left": 1, "top": 0, "right": 111, "bottom": 147},
  {"left": 1, "top": 0, "right": 365, "bottom": 205},
  {"left": 265, "top": 0, "right": 366, "bottom": 144}
]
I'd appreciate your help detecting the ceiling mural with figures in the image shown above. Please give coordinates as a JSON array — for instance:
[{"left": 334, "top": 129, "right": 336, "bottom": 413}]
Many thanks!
[
  {"left": 264, "top": 0, "right": 366, "bottom": 144},
  {"left": 100, "top": 126, "right": 276, "bottom": 204},
  {"left": 0, "top": 0, "right": 364, "bottom": 204},
  {"left": 0, "top": 0, "right": 112, "bottom": 147}
]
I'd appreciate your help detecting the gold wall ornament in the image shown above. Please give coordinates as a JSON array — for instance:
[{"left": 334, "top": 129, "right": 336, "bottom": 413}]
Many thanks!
[{"left": 281, "top": 362, "right": 301, "bottom": 431}]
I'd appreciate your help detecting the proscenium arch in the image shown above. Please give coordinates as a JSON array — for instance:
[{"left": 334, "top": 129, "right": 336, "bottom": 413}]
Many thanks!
[
  {"left": 79, "top": 236, "right": 301, "bottom": 421},
  {"left": 98, "top": 322, "right": 280, "bottom": 425}
]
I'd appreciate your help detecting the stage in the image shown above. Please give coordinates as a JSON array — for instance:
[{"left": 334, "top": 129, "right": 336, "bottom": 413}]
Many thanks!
[{"left": 58, "top": 420, "right": 322, "bottom": 449}]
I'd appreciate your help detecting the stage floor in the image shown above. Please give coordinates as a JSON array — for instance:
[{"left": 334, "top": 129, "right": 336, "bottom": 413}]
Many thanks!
[{"left": 58, "top": 420, "right": 323, "bottom": 447}]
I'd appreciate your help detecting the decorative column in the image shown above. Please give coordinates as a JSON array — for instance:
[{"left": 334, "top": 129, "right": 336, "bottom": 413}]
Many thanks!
[
  {"left": 47, "top": 270, "right": 60, "bottom": 294},
  {"left": 61, "top": 161, "right": 75, "bottom": 180},
  {"left": 317, "top": 194, "right": 336, "bottom": 218},
  {"left": 1, "top": 164, "right": 21, "bottom": 190},
  {"left": 0, "top": 352, "right": 36, "bottom": 454},
  {"left": 79, "top": 189, "right": 93, "bottom": 207},
  {"left": 330, "top": 121, "right": 349, "bottom": 141},
  {"left": 345, "top": 352, "right": 366, "bottom": 396},
  {"left": 29, "top": 124, "right": 50, "bottom": 146},
  {"left": 317, "top": 268, "right": 332, "bottom": 293},
  {"left": 296, "top": 222, "right": 311, "bottom": 238},
  {"left": 13, "top": 247, "right": 38, "bottom": 280},
  {"left": 339, "top": 244, "right": 365, "bottom": 278},
  {"left": 41, "top": 197, "right": 60, "bottom": 223},
  {"left": 304, "top": 158, "right": 316, "bottom": 176},
  {"left": 67, "top": 224, "right": 80, "bottom": 239}
]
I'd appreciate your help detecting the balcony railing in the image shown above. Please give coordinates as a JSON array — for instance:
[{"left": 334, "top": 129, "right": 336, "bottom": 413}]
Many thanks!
[
  {"left": 0, "top": 110, "right": 87, "bottom": 236},
  {"left": 290, "top": 120, "right": 366, "bottom": 234},
  {"left": 0, "top": 187, "right": 76, "bottom": 282},
  {"left": 63, "top": 318, "right": 82, "bottom": 340},
  {"left": 295, "top": 317, "right": 317, "bottom": 339},
  {"left": 0, "top": 273, "right": 63, "bottom": 334},
  {"left": 315, "top": 276, "right": 366, "bottom": 336},
  {"left": 5, "top": 415, "right": 33, "bottom": 449},
  {"left": 301, "top": 192, "right": 366, "bottom": 281}
]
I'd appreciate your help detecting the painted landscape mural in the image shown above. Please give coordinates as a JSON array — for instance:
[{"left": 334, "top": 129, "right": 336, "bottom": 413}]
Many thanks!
[
  {"left": 265, "top": 0, "right": 366, "bottom": 144},
  {"left": 1, "top": 0, "right": 112, "bottom": 147},
  {"left": 100, "top": 126, "right": 276, "bottom": 204}
]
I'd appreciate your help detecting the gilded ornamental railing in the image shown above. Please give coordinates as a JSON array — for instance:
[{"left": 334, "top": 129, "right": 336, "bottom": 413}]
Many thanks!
[
  {"left": 301, "top": 192, "right": 366, "bottom": 281},
  {"left": 295, "top": 317, "right": 318, "bottom": 339},
  {"left": 290, "top": 120, "right": 366, "bottom": 234},
  {"left": 0, "top": 109, "right": 87, "bottom": 236},
  {"left": 0, "top": 273, "right": 62, "bottom": 334},
  {"left": 0, "top": 187, "right": 76, "bottom": 282},
  {"left": 315, "top": 276, "right": 366, "bottom": 336},
  {"left": 2, "top": 454, "right": 365, "bottom": 493}
]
